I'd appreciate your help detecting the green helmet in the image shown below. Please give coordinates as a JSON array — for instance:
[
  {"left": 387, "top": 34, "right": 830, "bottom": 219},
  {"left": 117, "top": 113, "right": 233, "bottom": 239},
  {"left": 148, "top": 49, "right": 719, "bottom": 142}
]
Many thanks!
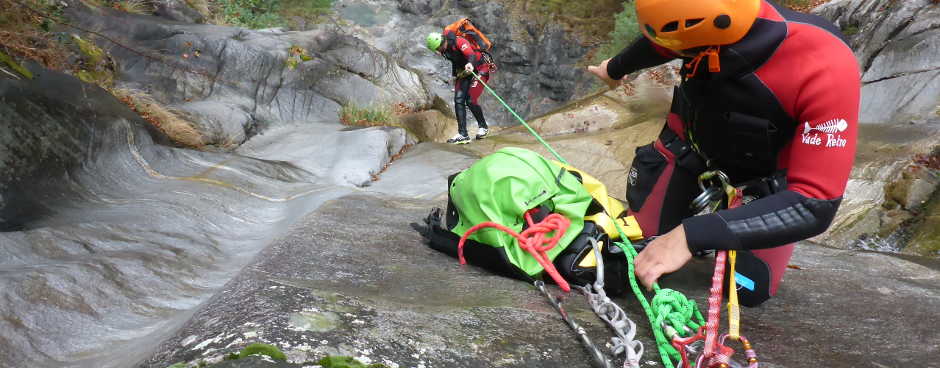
[{"left": 426, "top": 32, "right": 443, "bottom": 52}]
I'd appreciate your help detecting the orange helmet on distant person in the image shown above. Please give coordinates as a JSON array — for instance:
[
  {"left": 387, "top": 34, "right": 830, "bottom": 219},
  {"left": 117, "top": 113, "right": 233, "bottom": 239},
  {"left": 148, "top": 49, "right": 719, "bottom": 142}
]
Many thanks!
[{"left": 635, "top": 0, "right": 761, "bottom": 51}]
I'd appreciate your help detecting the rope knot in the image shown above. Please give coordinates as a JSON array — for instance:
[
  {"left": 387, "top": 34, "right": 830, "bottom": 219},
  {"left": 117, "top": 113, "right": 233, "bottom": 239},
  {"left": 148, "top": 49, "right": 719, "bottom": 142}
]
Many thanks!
[
  {"left": 458, "top": 209, "right": 572, "bottom": 291},
  {"left": 652, "top": 289, "right": 703, "bottom": 338}
]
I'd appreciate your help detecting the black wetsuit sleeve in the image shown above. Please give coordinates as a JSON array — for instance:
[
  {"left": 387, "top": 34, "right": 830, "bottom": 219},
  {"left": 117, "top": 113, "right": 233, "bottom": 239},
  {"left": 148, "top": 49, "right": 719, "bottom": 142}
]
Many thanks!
[
  {"left": 682, "top": 190, "right": 842, "bottom": 251},
  {"left": 607, "top": 37, "right": 677, "bottom": 80}
]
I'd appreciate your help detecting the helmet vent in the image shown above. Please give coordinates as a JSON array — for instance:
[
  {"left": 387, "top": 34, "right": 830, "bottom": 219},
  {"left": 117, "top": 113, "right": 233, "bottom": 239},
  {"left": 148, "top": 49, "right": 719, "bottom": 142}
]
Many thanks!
[
  {"left": 714, "top": 14, "right": 732, "bottom": 29},
  {"left": 645, "top": 24, "right": 657, "bottom": 37},
  {"left": 661, "top": 21, "right": 679, "bottom": 33},
  {"left": 685, "top": 18, "right": 704, "bottom": 28}
]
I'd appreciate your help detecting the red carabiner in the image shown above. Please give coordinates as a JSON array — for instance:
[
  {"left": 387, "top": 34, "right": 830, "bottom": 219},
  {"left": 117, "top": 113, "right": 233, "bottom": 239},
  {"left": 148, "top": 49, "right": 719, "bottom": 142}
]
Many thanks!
[{"left": 670, "top": 327, "right": 705, "bottom": 368}]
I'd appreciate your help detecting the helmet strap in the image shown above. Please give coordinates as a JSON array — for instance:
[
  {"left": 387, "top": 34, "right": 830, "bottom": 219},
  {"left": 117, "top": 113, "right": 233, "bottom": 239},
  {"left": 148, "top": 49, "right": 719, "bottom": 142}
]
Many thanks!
[{"left": 683, "top": 46, "right": 721, "bottom": 79}]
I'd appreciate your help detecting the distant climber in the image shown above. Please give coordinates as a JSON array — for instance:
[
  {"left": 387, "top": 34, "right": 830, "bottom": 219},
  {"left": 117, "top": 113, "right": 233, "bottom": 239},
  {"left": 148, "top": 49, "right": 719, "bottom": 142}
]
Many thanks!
[
  {"left": 588, "top": 0, "right": 860, "bottom": 306},
  {"left": 426, "top": 18, "right": 497, "bottom": 144}
]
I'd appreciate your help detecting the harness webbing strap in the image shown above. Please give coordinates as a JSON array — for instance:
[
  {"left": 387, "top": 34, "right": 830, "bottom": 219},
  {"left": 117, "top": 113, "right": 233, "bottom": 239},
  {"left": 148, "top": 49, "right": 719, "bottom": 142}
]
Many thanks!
[{"left": 728, "top": 251, "right": 741, "bottom": 340}]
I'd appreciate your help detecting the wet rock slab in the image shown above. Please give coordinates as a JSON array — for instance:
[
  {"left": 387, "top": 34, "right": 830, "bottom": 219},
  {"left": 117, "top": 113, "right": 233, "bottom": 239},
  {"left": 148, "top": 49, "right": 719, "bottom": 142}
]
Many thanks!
[{"left": 142, "top": 195, "right": 940, "bottom": 367}]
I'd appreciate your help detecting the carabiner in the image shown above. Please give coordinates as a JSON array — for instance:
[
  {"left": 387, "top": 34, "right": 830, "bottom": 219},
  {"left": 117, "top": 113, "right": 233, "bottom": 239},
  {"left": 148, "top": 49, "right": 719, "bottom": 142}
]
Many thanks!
[
  {"left": 705, "top": 334, "right": 758, "bottom": 368},
  {"left": 692, "top": 170, "right": 733, "bottom": 214},
  {"left": 670, "top": 326, "right": 705, "bottom": 368}
]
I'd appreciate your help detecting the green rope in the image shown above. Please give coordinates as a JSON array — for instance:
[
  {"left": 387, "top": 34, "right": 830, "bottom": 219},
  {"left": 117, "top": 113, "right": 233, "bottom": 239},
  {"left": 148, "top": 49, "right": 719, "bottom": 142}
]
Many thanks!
[
  {"left": 609, "top": 219, "right": 703, "bottom": 368},
  {"left": 474, "top": 70, "right": 704, "bottom": 367},
  {"left": 470, "top": 70, "right": 567, "bottom": 165}
]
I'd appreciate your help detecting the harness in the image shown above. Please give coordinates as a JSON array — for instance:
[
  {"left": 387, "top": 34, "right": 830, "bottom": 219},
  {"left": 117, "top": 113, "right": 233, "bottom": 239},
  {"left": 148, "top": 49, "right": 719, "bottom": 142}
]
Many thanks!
[
  {"left": 445, "top": 40, "right": 497, "bottom": 80},
  {"left": 671, "top": 171, "right": 761, "bottom": 368}
]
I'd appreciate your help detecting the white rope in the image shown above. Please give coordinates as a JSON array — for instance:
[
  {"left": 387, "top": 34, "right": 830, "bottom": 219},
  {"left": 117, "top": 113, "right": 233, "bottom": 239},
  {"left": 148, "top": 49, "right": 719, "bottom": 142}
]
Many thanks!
[{"left": 578, "top": 238, "right": 644, "bottom": 368}]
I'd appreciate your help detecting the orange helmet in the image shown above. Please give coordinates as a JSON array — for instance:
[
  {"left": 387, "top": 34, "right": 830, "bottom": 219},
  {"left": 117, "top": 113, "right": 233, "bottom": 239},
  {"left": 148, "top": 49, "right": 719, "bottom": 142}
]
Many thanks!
[{"left": 636, "top": 0, "right": 761, "bottom": 51}]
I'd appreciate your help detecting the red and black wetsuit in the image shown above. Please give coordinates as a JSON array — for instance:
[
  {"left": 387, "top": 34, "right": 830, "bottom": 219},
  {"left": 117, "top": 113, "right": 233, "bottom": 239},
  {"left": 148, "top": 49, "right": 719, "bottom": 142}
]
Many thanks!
[
  {"left": 610, "top": 0, "right": 860, "bottom": 305},
  {"left": 442, "top": 33, "right": 491, "bottom": 136}
]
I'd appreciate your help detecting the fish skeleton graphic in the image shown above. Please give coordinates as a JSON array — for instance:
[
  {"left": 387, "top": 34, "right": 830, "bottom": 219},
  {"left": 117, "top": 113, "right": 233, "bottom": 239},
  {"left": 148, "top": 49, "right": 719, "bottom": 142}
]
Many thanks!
[{"left": 803, "top": 119, "right": 848, "bottom": 135}]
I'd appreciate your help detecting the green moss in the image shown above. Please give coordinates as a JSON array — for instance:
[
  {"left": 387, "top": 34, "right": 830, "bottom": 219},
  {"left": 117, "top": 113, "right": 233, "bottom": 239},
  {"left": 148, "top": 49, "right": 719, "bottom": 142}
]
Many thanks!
[
  {"left": 211, "top": 0, "right": 333, "bottom": 29},
  {"left": 70, "top": 35, "right": 114, "bottom": 87},
  {"left": 278, "top": 0, "right": 332, "bottom": 29},
  {"left": 285, "top": 45, "right": 313, "bottom": 70},
  {"left": 318, "top": 356, "right": 387, "bottom": 368},
  {"left": 0, "top": 50, "right": 33, "bottom": 79},
  {"left": 593, "top": 2, "right": 640, "bottom": 64},
  {"left": 165, "top": 363, "right": 188, "bottom": 368},
  {"left": 905, "top": 186, "right": 940, "bottom": 257},
  {"left": 73, "top": 35, "right": 104, "bottom": 65},
  {"left": 884, "top": 172, "right": 915, "bottom": 209},
  {"left": 238, "top": 343, "right": 287, "bottom": 361},
  {"left": 842, "top": 25, "right": 860, "bottom": 36}
]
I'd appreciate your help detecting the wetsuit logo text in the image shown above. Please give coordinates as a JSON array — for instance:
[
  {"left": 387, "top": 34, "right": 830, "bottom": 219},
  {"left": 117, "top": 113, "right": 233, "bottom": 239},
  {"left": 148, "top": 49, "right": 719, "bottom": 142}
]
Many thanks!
[{"left": 801, "top": 119, "right": 848, "bottom": 148}]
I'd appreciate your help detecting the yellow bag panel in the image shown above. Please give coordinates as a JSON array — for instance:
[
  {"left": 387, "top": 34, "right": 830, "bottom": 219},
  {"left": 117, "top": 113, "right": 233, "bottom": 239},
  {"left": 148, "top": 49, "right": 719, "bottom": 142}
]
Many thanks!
[{"left": 548, "top": 162, "right": 646, "bottom": 270}]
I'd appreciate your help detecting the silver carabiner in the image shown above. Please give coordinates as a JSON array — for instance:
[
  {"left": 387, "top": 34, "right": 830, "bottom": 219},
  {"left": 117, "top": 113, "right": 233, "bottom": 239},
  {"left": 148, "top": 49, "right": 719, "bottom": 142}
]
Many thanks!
[{"left": 690, "top": 170, "right": 732, "bottom": 214}]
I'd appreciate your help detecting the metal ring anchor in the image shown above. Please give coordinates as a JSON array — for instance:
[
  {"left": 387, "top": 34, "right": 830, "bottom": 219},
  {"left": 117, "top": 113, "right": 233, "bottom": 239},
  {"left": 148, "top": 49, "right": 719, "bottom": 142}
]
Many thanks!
[{"left": 690, "top": 170, "right": 732, "bottom": 214}]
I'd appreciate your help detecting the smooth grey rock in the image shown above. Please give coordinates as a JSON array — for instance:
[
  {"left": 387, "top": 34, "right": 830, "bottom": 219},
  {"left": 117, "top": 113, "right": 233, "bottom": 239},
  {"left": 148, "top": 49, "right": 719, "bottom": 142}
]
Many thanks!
[
  {"left": 236, "top": 124, "right": 416, "bottom": 188},
  {"left": 140, "top": 194, "right": 940, "bottom": 368},
  {"left": 0, "top": 63, "right": 163, "bottom": 229},
  {"left": 365, "top": 142, "right": 478, "bottom": 200},
  {"left": 152, "top": 0, "right": 205, "bottom": 24},
  {"left": 0, "top": 64, "right": 435, "bottom": 368},
  {"left": 397, "top": 0, "right": 445, "bottom": 15},
  {"left": 66, "top": 4, "right": 433, "bottom": 143},
  {"left": 815, "top": 0, "right": 940, "bottom": 124},
  {"left": 177, "top": 100, "right": 253, "bottom": 147}
]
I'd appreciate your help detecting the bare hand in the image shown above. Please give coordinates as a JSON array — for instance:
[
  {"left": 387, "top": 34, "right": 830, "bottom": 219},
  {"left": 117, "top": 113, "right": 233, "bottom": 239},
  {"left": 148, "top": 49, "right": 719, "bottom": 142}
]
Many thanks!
[
  {"left": 587, "top": 58, "right": 621, "bottom": 89},
  {"left": 635, "top": 225, "right": 693, "bottom": 290},
  {"left": 465, "top": 63, "right": 474, "bottom": 74}
]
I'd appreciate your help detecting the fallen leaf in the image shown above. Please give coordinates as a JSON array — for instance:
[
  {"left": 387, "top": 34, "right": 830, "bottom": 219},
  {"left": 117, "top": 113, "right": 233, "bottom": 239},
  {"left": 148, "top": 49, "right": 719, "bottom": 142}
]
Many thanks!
[{"left": 786, "top": 264, "right": 803, "bottom": 270}]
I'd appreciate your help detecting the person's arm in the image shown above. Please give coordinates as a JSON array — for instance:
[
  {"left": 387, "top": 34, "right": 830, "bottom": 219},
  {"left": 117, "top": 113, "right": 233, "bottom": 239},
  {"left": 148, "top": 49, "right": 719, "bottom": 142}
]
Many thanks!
[
  {"left": 456, "top": 37, "right": 481, "bottom": 68},
  {"left": 606, "top": 36, "right": 678, "bottom": 80},
  {"left": 682, "top": 37, "right": 861, "bottom": 252}
]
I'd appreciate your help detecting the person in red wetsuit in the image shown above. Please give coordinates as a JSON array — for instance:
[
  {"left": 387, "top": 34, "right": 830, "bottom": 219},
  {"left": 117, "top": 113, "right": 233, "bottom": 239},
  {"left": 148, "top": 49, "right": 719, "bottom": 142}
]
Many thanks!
[
  {"left": 588, "top": 0, "right": 860, "bottom": 306},
  {"left": 426, "top": 31, "right": 492, "bottom": 144}
]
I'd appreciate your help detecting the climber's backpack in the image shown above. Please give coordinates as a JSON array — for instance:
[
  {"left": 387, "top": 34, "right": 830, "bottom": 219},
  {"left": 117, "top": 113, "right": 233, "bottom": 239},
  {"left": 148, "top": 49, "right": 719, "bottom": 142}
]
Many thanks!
[
  {"left": 444, "top": 18, "right": 497, "bottom": 73},
  {"left": 444, "top": 18, "right": 493, "bottom": 52},
  {"left": 421, "top": 147, "right": 644, "bottom": 296}
]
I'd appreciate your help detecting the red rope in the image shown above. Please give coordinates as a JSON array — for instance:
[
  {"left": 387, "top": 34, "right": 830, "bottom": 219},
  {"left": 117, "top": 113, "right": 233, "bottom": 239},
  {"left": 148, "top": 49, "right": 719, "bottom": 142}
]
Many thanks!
[{"left": 458, "top": 209, "right": 573, "bottom": 292}]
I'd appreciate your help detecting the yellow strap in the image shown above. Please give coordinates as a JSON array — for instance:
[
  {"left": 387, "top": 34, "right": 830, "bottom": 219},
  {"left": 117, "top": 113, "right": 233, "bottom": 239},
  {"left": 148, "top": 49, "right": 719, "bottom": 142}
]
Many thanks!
[{"left": 727, "top": 250, "right": 741, "bottom": 340}]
